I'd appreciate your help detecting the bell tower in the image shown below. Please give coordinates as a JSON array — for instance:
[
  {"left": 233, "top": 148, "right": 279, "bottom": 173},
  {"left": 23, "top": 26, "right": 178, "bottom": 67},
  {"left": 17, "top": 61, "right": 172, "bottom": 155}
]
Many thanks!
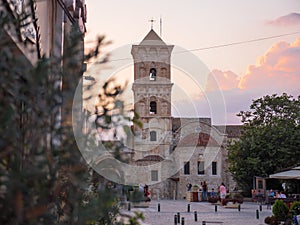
[{"left": 131, "top": 29, "right": 174, "bottom": 161}]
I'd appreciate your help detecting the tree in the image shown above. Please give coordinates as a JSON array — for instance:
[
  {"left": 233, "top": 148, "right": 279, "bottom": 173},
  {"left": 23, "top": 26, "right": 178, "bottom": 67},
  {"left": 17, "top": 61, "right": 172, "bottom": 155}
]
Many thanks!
[
  {"left": 228, "top": 93, "right": 300, "bottom": 193},
  {"left": 0, "top": 3, "right": 142, "bottom": 225}
]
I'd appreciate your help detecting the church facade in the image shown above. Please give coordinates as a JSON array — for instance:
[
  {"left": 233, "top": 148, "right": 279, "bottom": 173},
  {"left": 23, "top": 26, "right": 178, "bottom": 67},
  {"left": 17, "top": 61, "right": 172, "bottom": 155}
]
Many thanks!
[{"left": 124, "top": 29, "right": 241, "bottom": 199}]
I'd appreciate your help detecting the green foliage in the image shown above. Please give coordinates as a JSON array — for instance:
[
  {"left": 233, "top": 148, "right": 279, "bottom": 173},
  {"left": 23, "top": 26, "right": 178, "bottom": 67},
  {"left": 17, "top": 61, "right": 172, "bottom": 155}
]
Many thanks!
[
  {"left": 222, "top": 193, "right": 244, "bottom": 205},
  {"left": 272, "top": 199, "right": 289, "bottom": 221},
  {"left": 127, "top": 212, "right": 145, "bottom": 225},
  {"left": 0, "top": 3, "right": 142, "bottom": 225},
  {"left": 290, "top": 201, "right": 300, "bottom": 216},
  {"left": 129, "top": 188, "right": 145, "bottom": 203},
  {"left": 232, "top": 193, "right": 244, "bottom": 203},
  {"left": 228, "top": 93, "right": 300, "bottom": 193},
  {"left": 79, "top": 188, "right": 120, "bottom": 225}
]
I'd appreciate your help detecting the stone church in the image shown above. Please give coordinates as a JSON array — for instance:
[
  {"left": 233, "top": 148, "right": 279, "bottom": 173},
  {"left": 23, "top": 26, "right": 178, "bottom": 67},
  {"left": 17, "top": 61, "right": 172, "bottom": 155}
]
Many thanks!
[{"left": 122, "top": 29, "right": 241, "bottom": 200}]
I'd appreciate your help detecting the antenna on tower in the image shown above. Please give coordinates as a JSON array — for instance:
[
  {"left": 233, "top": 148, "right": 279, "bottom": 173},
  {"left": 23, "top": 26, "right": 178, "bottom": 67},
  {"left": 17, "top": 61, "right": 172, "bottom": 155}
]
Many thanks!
[{"left": 160, "top": 16, "right": 162, "bottom": 37}]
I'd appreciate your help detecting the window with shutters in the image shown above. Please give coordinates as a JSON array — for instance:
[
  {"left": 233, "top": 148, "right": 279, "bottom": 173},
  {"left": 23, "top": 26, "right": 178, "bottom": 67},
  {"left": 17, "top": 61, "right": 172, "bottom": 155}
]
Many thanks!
[{"left": 151, "top": 170, "right": 158, "bottom": 181}]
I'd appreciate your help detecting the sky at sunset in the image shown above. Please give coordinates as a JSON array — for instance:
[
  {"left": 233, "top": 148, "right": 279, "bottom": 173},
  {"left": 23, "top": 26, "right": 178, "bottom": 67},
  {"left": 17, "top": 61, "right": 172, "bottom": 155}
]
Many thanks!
[{"left": 84, "top": 0, "right": 300, "bottom": 124}]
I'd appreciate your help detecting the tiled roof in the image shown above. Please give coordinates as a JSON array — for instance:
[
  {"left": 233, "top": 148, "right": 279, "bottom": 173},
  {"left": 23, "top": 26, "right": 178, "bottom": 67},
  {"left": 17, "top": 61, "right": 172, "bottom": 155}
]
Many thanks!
[
  {"left": 214, "top": 125, "right": 242, "bottom": 138},
  {"left": 176, "top": 132, "right": 219, "bottom": 147},
  {"left": 136, "top": 155, "right": 164, "bottom": 162}
]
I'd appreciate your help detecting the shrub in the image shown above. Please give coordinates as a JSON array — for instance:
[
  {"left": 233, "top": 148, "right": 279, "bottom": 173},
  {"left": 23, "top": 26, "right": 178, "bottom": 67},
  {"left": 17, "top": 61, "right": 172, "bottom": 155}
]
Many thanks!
[
  {"left": 272, "top": 199, "right": 289, "bottom": 221},
  {"left": 221, "top": 193, "right": 244, "bottom": 205},
  {"left": 264, "top": 216, "right": 279, "bottom": 225},
  {"left": 232, "top": 193, "right": 244, "bottom": 204},
  {"left": 208, "top": 197, "right": 219, "bottom": 203},
  {"left": 290, "top": 201, "right": 300, "bottom": 216},
  {"left": 130, "top": 189, "right": 145, "bottom": 202}
]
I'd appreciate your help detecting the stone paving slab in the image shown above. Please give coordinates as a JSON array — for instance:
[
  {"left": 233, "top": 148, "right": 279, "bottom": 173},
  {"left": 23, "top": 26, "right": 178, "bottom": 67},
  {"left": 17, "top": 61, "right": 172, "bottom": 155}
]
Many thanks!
[{"left": 129, "top": 200, "right": 272, "bottom": 225}]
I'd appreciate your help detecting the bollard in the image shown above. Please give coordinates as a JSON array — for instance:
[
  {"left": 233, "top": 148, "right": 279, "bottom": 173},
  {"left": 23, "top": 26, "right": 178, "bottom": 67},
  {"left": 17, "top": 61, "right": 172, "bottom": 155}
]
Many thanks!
[
  {"left": 259, "top": 204, "right": 262, "bottom": 211},
  {"left": 177, "top": 212, "right": 180, "bottom": 223},
  {"left": 158, "top": 203, "right": 161, "bottom": 212},
  {"left": 181, "top": 217, "right": 185, "bottom": 225},
  {"left": 238, "top": 204, "right": 241, "bottom": 211},
  {"left": 256, "top": 209, "right": 259, "bottom": 219},
  {"left": 194, "top": 211, "right": 198, "bottom": 221},
  {"left": 202, "top": 221, "right": 206, "bottom": 225},
  {"left": 174, "top": 215, "right": 177, "bottom": 225},
  {"left": 187, "top": 204, "right": 190, "bottom": 212},
  {"left": 215, "top": 205, "right": 217, "bottom": 212},
  {"left": 128, "top": 202, "right": 131, "bottom": 211}
]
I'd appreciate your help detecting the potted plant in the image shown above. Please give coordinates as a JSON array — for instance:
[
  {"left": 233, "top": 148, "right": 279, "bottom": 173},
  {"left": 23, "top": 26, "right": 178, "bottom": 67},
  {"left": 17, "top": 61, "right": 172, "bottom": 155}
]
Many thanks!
[
  {"left": 192, "top": 185, "right": 199, "bottom": 192},
  {"left": 208, "top": 196, "right": 219, "bottom": 204},
  {"left": 232, "top": 193, "right": 244, "bottom": 204},
  {"left": 264, "top": 216, "right": 279, "bottom": 225},
  {"left": 272, "top": 199, "right": 289, "bottom": 222},
  {"left": 221, "top": 192, "right": 244, "bottom": 206}
]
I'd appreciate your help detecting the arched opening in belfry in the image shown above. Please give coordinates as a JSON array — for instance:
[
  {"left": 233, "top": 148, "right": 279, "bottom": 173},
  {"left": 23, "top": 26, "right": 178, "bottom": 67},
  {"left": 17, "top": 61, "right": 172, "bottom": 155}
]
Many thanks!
[
  {"left": 150, "top": 101, "right": 157, "bottom": 114},
  {"left": 149, "top": 68, "right": 156, "bottom": 80}
]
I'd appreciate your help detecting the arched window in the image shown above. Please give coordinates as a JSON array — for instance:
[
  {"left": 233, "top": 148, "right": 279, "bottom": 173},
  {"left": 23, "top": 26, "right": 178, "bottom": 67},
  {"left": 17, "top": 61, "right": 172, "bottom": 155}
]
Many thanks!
[
  {"left": 150, "top": 101, "right": 157, "bottom": 114},
  {"left": 149, "top": 68, "right": 156, "bottom": 81},
  {"left": 150, "top": 131, "right": 157, "bottom": 141}
]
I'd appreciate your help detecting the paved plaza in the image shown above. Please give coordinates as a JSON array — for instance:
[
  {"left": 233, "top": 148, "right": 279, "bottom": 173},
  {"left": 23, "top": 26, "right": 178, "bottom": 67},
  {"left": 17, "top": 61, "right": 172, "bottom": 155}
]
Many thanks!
[{"left": 127, "top": 200, "right": 272, "bottom": 225}]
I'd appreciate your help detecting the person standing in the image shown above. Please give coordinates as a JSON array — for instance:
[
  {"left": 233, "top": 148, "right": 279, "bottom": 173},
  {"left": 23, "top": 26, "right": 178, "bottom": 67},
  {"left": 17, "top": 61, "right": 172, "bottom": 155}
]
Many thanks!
[
  {"left": 202, "top": 181, "right": 208, "bottom": 201},
  {"left": 144, "top": 184, "right": 151, "bottom": 202},
  {"left": 220, "top": 182, "right": 226, "bottom": 205}
]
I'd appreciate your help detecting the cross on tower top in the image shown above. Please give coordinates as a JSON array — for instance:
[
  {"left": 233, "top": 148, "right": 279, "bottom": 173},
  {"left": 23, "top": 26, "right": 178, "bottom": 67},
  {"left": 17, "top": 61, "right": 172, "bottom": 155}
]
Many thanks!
[{"left": 148, "top": 18, "right": 156, "bottom": 29}]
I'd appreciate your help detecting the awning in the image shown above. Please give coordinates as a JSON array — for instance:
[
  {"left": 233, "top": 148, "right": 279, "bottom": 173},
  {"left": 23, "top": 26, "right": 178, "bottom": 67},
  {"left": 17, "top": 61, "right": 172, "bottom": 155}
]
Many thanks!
[{"left": 269, "top": 166, "right": 300, "bottom": 180}]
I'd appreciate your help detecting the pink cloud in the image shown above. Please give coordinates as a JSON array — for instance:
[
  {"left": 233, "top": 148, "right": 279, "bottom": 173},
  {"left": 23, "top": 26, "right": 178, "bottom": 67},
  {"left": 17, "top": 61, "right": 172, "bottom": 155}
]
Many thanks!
[
  {"left": 207, "top": 38, "right": 300, "bottom": 93},
  {"left": 239, "top": 38, "right": 300, "bottom": 91},
  {"left": 175, "top": 38, "right": 300, "bottom": 124},
  {"left": 266, "top": 13, "right": 300, "bottom": 26},
  {"left": 206, "top": 69, "right": 239, "bottom": 91},
  {"left": 202, "top": 38, "right": 300, "bottom": 124}
]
